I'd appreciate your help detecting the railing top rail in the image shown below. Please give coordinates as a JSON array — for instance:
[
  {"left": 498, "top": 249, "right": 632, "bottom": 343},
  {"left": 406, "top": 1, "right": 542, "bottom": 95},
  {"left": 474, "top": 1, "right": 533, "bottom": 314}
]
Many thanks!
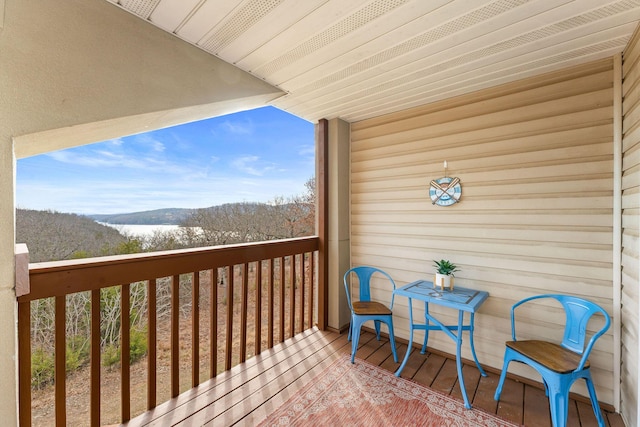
[{"left": 19, "top": 236, "right": 319, "bottom": 302}]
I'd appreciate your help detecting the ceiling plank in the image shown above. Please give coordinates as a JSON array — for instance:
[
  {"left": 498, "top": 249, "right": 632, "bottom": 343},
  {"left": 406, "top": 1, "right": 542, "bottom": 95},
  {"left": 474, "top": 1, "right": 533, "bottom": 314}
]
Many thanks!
[
  {"left": 150, "top": 0, "right": 204, "bottom": 33},
  {"left": 176, "top": 0, "right": 241, "bottom": 44},
  {"left": 234, "top": 0, "right": 373, "bottom": 72},
  {"left": 275, "top": 5, "right": 639, "bottom": 118}
]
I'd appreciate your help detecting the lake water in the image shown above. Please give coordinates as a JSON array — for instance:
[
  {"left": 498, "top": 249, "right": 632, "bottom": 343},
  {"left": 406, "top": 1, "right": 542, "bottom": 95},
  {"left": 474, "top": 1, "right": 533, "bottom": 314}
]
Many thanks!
[{"left": 99, "top": 223, "right": 182, "bottom": 237}]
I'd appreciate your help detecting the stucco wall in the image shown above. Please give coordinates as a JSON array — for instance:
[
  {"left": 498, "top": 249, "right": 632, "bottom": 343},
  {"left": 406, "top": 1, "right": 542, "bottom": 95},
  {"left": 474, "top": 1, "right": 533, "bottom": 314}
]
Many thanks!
[
  {"left": 350, "top": 58, "right": 617, "bottom": 405},
  {"left": 0, "top": 0, "right": 282, "bottom": 422},
  {"left": 2, "top": 0, "right": 282, "bottom": 158}
]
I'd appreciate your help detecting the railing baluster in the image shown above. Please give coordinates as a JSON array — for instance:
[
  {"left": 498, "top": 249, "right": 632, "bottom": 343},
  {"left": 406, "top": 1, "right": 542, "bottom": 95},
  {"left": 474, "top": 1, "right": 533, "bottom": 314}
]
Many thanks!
[
  {"left": 289, "top": 255, "right": 295, "bottom": 338},
  {"left": 255, "top": 261, "right": 262, "bottom": 355},
  {"left": 210, "top": 269, "right": 218, "bottom": 378},
  {"left": 17, "top": 301, "right": 31, "bottom": 427},
  {"left": 121, "top": 283, "right": 131, "bottom": 422},
  {"left": 90, "top": 289, "right": 100, "bottom": 426},
  {"left": 148, "top": 279, "right": 157, "bottom": 410},
  {"left": 192, "top": 272, "right": 200, "bottom": 388},
  {"left": 225, "top": 266, "right": 233, "bottom": 371},
  {"left": 299, "top": 254, "right": 305, "bottom": 330},
  {"left": 267, "top": 259, "right": 274, "bottom": 349},
  {"left": 171, "top": 275, "right": 180, "bottom": 398},
  {"left": 278, "top": 257, "right": 285, "bottom": 343},
  {"left": 55, "top": 295, "right": 66, "bottom": 426},
  {"left": 308, "top": 253, "right": 314, "bottom": 328},
  {"left": 239, "top": 263, "right": 248, "bottom": 363}
]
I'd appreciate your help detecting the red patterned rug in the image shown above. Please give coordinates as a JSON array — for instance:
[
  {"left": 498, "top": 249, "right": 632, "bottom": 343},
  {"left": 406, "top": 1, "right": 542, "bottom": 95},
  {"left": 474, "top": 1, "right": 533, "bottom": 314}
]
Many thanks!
[{"left": 258, "top": 355, "right": 519, "bottom": 426}]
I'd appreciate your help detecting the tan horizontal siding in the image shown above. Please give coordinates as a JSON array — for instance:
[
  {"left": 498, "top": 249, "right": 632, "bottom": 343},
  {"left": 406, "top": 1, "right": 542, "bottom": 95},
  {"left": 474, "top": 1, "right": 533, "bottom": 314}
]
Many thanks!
[
  {"left": 350, "top": 58, "right": 616, "bottom": 405},
  {"left": 622, "top": 24, "right": 640, "bottom": 427}
]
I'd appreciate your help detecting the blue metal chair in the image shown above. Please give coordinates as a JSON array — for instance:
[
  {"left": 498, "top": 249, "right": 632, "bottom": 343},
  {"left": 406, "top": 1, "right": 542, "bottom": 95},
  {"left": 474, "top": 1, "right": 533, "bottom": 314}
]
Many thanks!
[
  {"left": 494, "top": 294, "right": 610, "bottom": 427},
  {"left": 343, "top": 266, "right": 398, "bottom": 364}
]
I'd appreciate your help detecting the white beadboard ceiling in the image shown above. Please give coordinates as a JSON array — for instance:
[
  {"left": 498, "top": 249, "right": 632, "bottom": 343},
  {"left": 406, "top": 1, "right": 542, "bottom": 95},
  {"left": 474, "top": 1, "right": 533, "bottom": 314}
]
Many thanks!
[{"left": 107, "top": 0, "right": 640, "bottom": 123}]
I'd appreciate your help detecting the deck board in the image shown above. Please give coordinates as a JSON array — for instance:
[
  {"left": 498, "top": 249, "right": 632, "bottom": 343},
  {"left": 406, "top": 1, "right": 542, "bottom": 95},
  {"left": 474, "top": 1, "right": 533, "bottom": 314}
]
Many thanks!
[
  {"left": 473, "top": 373, "right": 500, "bottom": 414},
  {"left": 567, "top": 402, "right": 582, "bottom": 427},
  {"left": 496, "top": 375, "right": 525, "bottom": 424},
  {"left": 122, "top": 328, "right": 626, "bottom": 427},
  {"left": 524, "top": 384, "right": 552, "bottom": 427}
]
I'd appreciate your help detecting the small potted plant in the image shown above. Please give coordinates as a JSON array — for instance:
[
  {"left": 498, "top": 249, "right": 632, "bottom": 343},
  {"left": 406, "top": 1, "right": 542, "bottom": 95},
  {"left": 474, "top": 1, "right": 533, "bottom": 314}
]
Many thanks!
[{"left": 433, "top": 259, "right": 459, "bottom": 290}]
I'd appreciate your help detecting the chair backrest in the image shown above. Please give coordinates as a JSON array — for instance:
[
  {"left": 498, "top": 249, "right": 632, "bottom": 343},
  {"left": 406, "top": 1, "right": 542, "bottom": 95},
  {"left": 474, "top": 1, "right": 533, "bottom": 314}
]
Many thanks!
[
  {"left": 512, "top": 294, "right": 610, "bottom": 370},
  {"left": 556, "top": 295, "right": 610, "bottom": 354},
  {"left": 343, "top": 266, "right": 396, "bottom": 311}
]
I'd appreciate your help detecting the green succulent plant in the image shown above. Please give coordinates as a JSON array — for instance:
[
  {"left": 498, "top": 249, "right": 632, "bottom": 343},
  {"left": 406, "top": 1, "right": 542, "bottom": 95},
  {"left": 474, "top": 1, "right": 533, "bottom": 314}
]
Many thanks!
[{"left": 433, "top": 259, "right": 459, "bottom": 276}]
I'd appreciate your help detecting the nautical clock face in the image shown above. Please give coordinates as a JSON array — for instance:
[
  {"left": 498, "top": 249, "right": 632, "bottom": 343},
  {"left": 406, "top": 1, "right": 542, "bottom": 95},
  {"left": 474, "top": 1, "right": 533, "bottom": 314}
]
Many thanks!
[{"left": 429, "top": 177, "right": 461, "bottom": 206}]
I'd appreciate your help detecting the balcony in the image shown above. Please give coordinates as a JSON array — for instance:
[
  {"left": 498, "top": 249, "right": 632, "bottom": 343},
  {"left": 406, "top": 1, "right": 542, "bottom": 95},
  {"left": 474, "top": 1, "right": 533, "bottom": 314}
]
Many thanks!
[
  {"left": 17, "top": 237, "right": 320, "bottom": 426},
  {"left": 16, "top": 238, "right": 623, "bottom": 426}
]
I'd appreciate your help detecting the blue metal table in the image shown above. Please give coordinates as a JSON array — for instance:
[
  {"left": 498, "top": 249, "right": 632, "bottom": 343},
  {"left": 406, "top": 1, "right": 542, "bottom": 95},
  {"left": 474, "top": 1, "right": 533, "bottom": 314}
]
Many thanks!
[{"left": 393, "top": 280, "right": 489, "bottom": 409}]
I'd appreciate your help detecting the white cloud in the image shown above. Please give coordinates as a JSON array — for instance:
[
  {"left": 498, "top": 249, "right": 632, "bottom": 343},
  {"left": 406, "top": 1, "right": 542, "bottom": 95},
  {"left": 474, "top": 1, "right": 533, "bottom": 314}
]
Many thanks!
[
  {"left": 107, "top": 138, "right": 124, "bottom": 146},
  {"left": 298, "top": 144, "right": 315, "bottom": 157},
  {"left": 220, "top": 120, "right": 253, "bottom": 135},
  {"left": 231, "top": 156, "right": 275, "bottom": 176},
  {"left": 134, "top": 134, "right": 166, "bottom": 152}
]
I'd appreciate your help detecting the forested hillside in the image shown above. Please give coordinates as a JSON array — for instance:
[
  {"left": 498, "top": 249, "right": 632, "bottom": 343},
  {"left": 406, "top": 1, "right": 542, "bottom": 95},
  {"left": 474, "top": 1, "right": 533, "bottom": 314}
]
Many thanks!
[
  {"left": 16, "top": 209, "right": 128, "bottom": 262},
  {"left": 90, "top": 208, "right": 193, "bottom": 225},
  {"left": 17, "top": 178, "right": 315, "bottom": 263},
  {"left": 179, "top": 200, "right": 313, "bottom": 246}
]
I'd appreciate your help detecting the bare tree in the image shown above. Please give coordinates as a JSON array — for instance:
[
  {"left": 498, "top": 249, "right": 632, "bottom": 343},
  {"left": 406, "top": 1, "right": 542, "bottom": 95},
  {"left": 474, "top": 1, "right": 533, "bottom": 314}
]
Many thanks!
[{"left": 179, "top": 176, "right": 316, "bottom": 244}]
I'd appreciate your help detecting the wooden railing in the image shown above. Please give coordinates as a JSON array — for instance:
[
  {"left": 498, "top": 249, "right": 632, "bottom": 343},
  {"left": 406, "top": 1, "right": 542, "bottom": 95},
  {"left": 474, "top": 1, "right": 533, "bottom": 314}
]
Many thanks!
[{"left": 17, "top": 237, "right": 320, "bottom": 426}]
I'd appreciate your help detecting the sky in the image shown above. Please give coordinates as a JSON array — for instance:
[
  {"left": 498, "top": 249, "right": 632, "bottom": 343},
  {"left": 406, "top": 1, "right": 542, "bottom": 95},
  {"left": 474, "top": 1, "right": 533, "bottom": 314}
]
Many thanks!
[{"left": 16, "top": 106, "right": 315, "bottom": 215}]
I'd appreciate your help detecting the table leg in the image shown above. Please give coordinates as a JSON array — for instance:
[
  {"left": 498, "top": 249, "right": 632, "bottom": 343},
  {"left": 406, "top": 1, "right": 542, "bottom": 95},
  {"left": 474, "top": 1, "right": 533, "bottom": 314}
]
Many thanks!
[
  {"left": 468, "top": 312, "right": 487, "bottom": 377},
  {"left": 421, "top": 301, "right": 429, "bottom": 354},
  {"left": 395, "top": 297, "right": 413, "bottom": 377},
  {"left": 456, "top": 310, "right": 472, "bottom": 409}
]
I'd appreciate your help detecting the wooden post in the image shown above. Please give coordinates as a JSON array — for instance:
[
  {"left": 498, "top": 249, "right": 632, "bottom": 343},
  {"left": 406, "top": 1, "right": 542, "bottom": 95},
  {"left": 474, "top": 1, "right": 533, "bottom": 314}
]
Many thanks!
[{"left": 316, "top": 118, "right": 329, "bottom": 330}]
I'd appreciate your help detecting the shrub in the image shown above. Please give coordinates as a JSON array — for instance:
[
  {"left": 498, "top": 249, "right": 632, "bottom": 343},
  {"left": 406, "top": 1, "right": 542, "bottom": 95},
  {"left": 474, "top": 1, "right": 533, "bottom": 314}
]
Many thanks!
[
  {"left": 102, "top": 327, "right": 148, "bottom": 368},
  {"left": 31, "top": 348, "right": 55, "bottom": 389},
  {"left": 102, "top": 344, "right": 120, "bottom": 368},
  {"left": 130, "top": 328, "right": 148, "bottom": 363},
  {"left": 66, "top": 336, "right": 90, "bottom": 371}
]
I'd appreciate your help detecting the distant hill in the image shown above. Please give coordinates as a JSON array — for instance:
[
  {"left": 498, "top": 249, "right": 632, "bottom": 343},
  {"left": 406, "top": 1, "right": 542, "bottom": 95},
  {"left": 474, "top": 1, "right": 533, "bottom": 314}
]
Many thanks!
[
  {"left": 17, "top": 209, "right": 128, "bottom": 262},
  {"left": 88, "top": 204, "right": 272, "bottom": 225},
  {"left": 89, "top": 208, "right": 195, "bottom": 225}
]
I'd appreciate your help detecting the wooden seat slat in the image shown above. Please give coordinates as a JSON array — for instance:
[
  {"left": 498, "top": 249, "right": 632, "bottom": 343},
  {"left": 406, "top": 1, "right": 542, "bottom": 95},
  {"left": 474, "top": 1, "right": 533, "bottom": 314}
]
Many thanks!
[
  {"left": 506, "top": 340, "right": 589, "bottom": 374},
  {"left": 352, "top": 301, "right": 392, "bottom": 316}
]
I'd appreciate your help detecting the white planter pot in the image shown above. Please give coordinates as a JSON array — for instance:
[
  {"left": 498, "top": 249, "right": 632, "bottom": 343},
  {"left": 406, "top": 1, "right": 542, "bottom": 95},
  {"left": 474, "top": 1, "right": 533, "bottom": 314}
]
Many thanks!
[{"left": 434, "top": 273, "right": 454, "bottom": 290}]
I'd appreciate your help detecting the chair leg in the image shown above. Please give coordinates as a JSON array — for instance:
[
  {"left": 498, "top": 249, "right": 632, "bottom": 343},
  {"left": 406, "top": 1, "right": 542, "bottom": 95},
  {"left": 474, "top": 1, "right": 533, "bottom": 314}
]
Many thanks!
[
  {"left": 494, "top": 351, "right": 512, "bottom": 401},
  {"left": 347, "top": 320, "right": 352, "bottom": 341},
  {"left": 546, "top": 376, "right": 571, "bottom": 427},
  {"left": 584, "top": 374, "right": 606, "bottom": 427},
  {"left": 351, "top": 319, "right": 363, "bottom": 364},
  {"left": 374, "top": 320, "right": 381, "bottom": 340},
  {"left": 387, "top": 318, "right": 398, "bottom": 363}
]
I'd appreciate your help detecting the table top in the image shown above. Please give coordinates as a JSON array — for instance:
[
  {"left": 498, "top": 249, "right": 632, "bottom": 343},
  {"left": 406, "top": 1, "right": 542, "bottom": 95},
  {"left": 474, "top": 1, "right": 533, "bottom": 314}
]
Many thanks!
[{"left": 394, "top": 280, "right": 489, "bottom": 312}]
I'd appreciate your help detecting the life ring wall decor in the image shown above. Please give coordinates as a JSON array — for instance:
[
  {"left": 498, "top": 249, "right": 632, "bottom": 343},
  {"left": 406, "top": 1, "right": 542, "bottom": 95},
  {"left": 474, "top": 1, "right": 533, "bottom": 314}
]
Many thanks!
[
  {"left": 430, "top": 176, "right": 462, "bottom": 206},
  {"left": 430, "top": 161, "right": 461, "bottom": 206}
]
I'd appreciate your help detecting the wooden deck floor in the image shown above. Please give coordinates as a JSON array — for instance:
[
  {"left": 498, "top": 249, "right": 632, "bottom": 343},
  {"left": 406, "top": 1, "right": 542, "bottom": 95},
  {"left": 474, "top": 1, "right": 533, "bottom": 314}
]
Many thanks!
[{"left": 123, "top": 327, "right": 625, "bottom": 426}]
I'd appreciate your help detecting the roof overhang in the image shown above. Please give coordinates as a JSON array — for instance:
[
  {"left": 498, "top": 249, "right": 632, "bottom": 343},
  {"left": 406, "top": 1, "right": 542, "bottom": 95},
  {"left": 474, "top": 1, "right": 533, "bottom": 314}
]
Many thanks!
[{"left": 107, "top": 0, "right": 640, "bottom": 123}]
